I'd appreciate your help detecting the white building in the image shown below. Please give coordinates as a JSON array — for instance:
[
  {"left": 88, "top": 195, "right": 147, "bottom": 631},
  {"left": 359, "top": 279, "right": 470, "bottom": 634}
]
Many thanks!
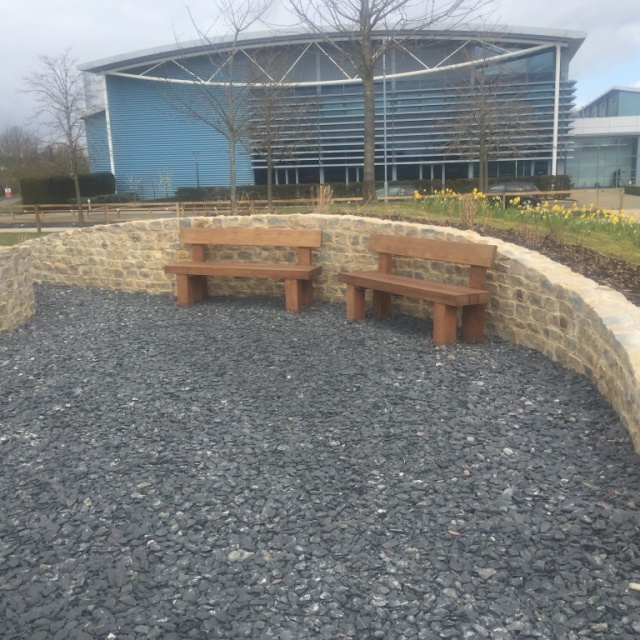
[{"left": 569, "top": 87, "right": 640, "bottom": 188}]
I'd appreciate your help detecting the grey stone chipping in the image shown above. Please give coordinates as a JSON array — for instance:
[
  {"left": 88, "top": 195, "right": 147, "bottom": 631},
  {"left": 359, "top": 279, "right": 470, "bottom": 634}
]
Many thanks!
[{"left": 1, "top": 284, "right": 640, "bottom": 640}]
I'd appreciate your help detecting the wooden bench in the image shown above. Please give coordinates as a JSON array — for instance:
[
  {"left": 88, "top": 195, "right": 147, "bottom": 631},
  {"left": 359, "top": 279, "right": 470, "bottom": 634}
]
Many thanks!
[
  {"left": 164, "top": 228, "right": 322, "bottom": 313},
  {"left": 338, "top": 235, "right": 497, "bottom": 345}
]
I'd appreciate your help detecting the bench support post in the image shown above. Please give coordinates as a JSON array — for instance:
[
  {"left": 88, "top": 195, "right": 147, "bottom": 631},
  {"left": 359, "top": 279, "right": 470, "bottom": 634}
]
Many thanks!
[
  {"left": 372, "top": 291, "right": 392, "bottom": 318},
  {"left": 176, "top": 275, "right": 195, "bottom": 306},
  {"left": 176, "top": 275, "right": 207, "bottom": 307},
  {"left": 461, "top": 304, "right": 486, "bottom": 343},
  {"left": 193, "top": 276, "right": 208, "bottom": 303},
  {"left": 301, "top": 280, "right": 314, "bottom": 308},
  {"left": 433, "top": 303, "right": 457, "bottom": 346},
  {"left": 345, "top": 284, "right": 366, "bottom": 320},
  {"left": 285, "top": 279, "right": 304, "bottom": 313}
]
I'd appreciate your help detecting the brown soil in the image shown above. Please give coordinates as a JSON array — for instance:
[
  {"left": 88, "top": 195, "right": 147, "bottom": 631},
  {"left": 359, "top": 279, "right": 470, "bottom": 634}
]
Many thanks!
[{"left": 475, "top": 226, "right": 640, "bottom": 308}]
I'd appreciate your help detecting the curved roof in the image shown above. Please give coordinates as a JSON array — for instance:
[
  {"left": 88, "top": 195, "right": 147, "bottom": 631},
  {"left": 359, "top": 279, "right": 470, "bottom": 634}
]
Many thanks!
[{"left": 79, "top": 24, "right": 586, "bottom": 75}]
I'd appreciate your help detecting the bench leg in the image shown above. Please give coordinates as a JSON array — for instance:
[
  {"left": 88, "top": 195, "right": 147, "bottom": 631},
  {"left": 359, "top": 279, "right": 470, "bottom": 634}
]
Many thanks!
[
  {"left": 285, "top": 279, "right": 304, "bottom": 313},
  {"left": 176, "top": 274, "right": 197, "bottom": 307},
  {"left": 461, "top": 304, "right": 486, "bottom": 343},
  {"left": 193, "top": 275, "right": 208, "bottom": 303},
  {"left": 372, "top": 291, "right": 392, "bottom": 318},
  {"left": 345, "top": 284, "right": 366, "bottom": 320},
  {"left": 301, "top": 280, "right": 314, "bottom": 309},
  {"left": 175, "top": 275, "right": 207, "bottom": 306},
  {"left": 433, "top": 303, "right": 457, "bottom": 345}
]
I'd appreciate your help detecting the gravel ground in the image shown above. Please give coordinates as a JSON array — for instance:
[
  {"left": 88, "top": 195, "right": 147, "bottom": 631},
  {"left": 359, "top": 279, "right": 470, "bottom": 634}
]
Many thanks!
[{"left": 1, "top": 285, "right": 640, "bottom": 640}]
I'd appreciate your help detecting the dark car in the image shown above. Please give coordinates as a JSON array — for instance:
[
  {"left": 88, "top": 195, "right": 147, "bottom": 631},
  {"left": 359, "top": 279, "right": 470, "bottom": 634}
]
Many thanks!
[{"left": 487, "top": 182, "right": 542, "bottom": 206}]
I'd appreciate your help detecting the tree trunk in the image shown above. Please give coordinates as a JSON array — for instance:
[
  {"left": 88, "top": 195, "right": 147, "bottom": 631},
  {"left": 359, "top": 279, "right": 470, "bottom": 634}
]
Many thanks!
[
  {"left": 229, "top": 135, "right": 237, "bottom": 215},
  {"left": 227, "top": 53, "right": 237, "bottom": 215},
  {"left": 478, "top": 125, "right": 489, "bottom": 193},
  {"left": 361, "top": 15, "right": 376, "bottom": 203},
  {"left": 362, "top": 69, "right": 377, "bottom": 202},
  {"left": 478, "top": 143, "right": 486, "bottom": 193},
  {"left": 72, "top": 161, "right": 84, "bottom": 226},
  {"left": 266, "top": 143, "right": 273, "bottom": 209}
]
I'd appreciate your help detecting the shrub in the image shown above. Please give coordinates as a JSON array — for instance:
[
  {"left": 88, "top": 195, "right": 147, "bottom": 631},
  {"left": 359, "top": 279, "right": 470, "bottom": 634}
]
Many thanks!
[
  {"left": 88, "top": 192, "right": 136, "bottom": 204},
  {"left": 175, "top": 184, "right": 319, "bottom": 201},
  {"left": 176, "top": 182, "right": 414, "bottom": 201},
  {"left": 20, "top": 172, "right": 116, "bottom": 205},
  {"left": 442, "top": 178, "right": 478, "bottom": 194},
  {"left": 533, "top": 174, "right": 572, "bottom": 194}
]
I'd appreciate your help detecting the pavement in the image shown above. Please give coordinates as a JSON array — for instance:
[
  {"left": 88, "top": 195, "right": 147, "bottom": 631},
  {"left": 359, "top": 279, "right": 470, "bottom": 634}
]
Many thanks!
[{"left": 567, "top": 189, "right": 640, "bottom": 220}]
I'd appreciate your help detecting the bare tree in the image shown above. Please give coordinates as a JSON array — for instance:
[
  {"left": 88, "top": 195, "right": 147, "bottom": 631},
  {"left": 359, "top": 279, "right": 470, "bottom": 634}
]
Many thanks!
[
  {"left": 39, "top": 142, "right": 90, "bottom": 176},
  {"left": 0, "top": 126, "right": 41, "bottom": 191},
  {"left": 287, "top": 0, "right": 493, "bottom": 202},
  {"left": 444, "top": 39, "right": 540, "bottom": 192},
  {"left": 166, "top": 0, "right": 273, "bottom": 214},
  {"left": 24, "top": 51, "right": 87, "bottom": 223},
  {"left": 126, "top": 175, "right": 144, "bottom": 200},
  {"left": 245, "top": 53, "right": 316, "bottom": 208},
  {"left": 157, "top": 170, "right": 174, "bottom": 199},
  {"left": 0, "top": 126, "right": 90, "bottom": 195},
  {"left": 249, "top": 85, "right": 313, "bottom": 208}
]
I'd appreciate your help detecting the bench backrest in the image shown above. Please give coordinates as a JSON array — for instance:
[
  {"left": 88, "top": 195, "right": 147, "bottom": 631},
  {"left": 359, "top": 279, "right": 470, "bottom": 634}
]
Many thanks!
[
  {"left": 179, "top": 228, "right": 322, "bottom": 248},
  {"left": 179, "top": 227, "right": 322, "bottom": 265},
  {"left": 370, "top": 235, "right": 496, "bottom": 267},
  {"left": 369, "top": 234, "right": 497, "bottom": 289}
]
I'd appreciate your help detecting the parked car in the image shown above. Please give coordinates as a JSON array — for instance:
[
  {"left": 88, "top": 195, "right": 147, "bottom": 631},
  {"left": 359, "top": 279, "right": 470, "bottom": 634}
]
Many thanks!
[
  {"left": 487, "top": 182, "right": 542, "bottom": 206},
  {"left": 376, "top": 184, "right": 414, "bottom": 197}
]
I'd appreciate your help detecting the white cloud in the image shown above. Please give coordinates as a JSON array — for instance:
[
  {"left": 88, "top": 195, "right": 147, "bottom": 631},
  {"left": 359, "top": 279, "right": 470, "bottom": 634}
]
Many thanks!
[
  {"left": 2, "top": 0, "right": 639, "bottom": 129},
  {"left": 498, "top": 0, "right": 640, "bottom": 101}
]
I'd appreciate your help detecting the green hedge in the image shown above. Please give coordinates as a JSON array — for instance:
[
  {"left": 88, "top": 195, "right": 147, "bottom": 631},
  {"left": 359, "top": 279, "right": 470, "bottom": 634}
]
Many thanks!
[
  {"left": 624, "top": 185, "right": 640, "bottom": 196},
  {"left": 20, "top": 172, "right": 116, "bottom": 205},
  {"left": 393, "top": 175, "right": 573, "bottom": 195},
  {"left": 175, "top": 185, "right": 313, "bottom": 201},
  {"left": 533, "top": 174, "right": 573, "bottom": 192},
  {"left": 88, "top": 192, "right": 137, "bottom": 204},
  {"left": 176, "top": 181, "right": 441, "bottom": 201},
  {"left": 440, "top": 176, "right": 573, "bottom": 194},
  {"left": 170, "top": 174, "right": 574, "bottom": 202}
]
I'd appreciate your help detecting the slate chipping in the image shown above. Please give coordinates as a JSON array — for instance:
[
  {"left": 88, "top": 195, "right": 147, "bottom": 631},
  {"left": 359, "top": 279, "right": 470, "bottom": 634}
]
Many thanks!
[{"left": 1, "top": 284, "right": 640, "bottom": 639}]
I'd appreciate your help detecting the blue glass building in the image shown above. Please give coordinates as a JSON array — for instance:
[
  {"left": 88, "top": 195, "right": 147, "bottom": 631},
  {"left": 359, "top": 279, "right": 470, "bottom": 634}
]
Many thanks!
[{"left": 80, "top": 26, "right": 584, "bottom": 197}]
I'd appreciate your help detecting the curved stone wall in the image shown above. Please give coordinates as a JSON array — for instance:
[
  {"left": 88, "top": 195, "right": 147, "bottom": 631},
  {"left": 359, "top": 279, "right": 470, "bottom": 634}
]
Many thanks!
[
  {"left": 14, "top": 214, "right": 640, "bottom": 451},
  {"left": 0, "top": 245, "right": 35, "bottom": 332}
]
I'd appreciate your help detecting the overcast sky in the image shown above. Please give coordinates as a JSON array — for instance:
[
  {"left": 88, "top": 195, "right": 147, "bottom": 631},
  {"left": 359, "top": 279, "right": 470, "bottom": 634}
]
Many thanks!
[{"left": 2, "top": 0, "right": 639, "bottom": 132}]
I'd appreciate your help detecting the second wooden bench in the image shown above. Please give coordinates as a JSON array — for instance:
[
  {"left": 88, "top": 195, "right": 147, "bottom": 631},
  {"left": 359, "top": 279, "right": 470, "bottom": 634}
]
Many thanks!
[
  {"left": 164, "top": 227, "right": 322, "bottom": 313},
  {"left": 338, "top": 234, "right": 497, "bottom": 345}
]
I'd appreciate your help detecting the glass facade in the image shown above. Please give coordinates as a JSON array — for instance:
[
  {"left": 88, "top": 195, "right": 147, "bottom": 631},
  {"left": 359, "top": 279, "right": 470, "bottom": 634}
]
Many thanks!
[
  {"left": 571, "top": 89, "right": 640, "bottom": 187},
  {"left": 82, "top": 29, "right": 582, "bottom": 193},
  {"left": 247, "top": 42, "right": 575, "bottom": 183},
  {"left": 567, "top": 136, "right": 638, "bottom": 188}
]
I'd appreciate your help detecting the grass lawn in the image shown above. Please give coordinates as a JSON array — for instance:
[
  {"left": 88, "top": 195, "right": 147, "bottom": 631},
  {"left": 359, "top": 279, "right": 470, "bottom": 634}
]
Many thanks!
[
  {"left": 330, "top": 200, "right": 640, "bottom": 266},
  {"left": 0, "top": 232, "right": 48, "bottom": 246}
]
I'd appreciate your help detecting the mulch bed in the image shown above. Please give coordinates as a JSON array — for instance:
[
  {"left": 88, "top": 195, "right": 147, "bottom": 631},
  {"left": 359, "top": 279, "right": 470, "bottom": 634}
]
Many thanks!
[{"left": 479, "top": 227, "right": 640, "bottom": 308}]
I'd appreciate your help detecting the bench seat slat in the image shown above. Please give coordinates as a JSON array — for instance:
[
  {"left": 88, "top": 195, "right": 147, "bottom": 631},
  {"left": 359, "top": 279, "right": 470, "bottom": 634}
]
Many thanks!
[
  {"left": 338, "top": 271, "right": 491, "bottom": 306},
  {"left": 165, "top": 261, "right": 321, "bottom": 280}
]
